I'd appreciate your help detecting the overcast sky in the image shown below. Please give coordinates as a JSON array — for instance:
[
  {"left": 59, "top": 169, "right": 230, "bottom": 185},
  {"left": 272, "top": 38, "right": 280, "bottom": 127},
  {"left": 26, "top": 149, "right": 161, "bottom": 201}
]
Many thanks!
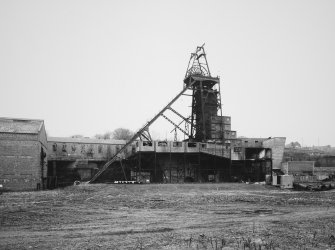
[{"left": 0, "top": 0, "right": 334, "bottom": 146}]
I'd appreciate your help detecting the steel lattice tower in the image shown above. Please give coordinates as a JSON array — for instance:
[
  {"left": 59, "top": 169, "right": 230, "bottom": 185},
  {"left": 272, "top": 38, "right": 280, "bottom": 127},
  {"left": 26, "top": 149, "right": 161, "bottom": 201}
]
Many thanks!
[{"left": 184, "top": 45, "right": 224, "bottom": 142}]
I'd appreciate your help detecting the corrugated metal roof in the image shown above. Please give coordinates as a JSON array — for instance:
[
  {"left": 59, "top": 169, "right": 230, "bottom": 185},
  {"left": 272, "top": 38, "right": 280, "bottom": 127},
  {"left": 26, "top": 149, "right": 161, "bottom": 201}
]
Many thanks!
[
  {"left": 0, "top": 117, "right": 44, "bottom": 134},
  {"left": 48, "top": 137, "right": 127, "bottom": 145}
]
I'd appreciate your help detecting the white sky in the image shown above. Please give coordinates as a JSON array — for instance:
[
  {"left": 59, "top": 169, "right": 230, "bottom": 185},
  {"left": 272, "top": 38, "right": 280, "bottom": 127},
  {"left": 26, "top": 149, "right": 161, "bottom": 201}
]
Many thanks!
[{"left": 0, "top": 0, "right": 334, "bottom": 146}]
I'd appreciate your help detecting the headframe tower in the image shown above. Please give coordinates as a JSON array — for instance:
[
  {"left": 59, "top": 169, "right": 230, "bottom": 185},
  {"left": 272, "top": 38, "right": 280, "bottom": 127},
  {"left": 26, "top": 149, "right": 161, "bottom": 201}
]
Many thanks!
[
  {"left": 184, "top": 44, "right": 224, "bottom": 142},
  {"left": 89, "top": 45, "right": 227, "bottom": 183}
]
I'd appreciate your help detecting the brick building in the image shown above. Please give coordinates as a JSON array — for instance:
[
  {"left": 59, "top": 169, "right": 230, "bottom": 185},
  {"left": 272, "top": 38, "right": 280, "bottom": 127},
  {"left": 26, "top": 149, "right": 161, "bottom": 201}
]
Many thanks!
[{"left": 0, "top": 118, "right": 47, "bottom": 191}]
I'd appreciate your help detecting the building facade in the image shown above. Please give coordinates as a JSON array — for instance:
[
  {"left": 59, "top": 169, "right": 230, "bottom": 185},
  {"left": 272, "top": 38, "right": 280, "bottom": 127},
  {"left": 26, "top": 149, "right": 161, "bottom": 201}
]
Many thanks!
[
  {"left": 0, "top": 117, "right": 286, "bottom": 190},
  {"left": 0, "top": 118, "right": 47, "bottom": 191},
  {"left": 47, "top": 137, "right": 128, "bottom": 187}
]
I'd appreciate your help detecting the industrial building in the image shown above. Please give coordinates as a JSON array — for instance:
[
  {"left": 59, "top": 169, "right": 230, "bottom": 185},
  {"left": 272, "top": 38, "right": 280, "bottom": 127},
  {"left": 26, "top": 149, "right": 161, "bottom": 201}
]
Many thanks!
[
  {"left": 0, "top": 117, "right": 286, "bottom": 190},
  {"left": 46, "top": 137, "right": 128, "bottom": 187},
  {"left": 116, "top": 137, "right": 285, "bottom": 184},
  {"left": 0, "top": 46, "right": 287, "bottom": 191},
  {"left": 89, "top": 45, "right": 286, "bottom": 185},
  {"left": 0, "top": 118, "right": 47, "bottom": 191}
]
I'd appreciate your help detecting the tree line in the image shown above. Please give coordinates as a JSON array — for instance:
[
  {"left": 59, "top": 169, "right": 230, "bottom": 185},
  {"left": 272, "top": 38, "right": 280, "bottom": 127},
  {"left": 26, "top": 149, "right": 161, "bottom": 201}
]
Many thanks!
[{"left": 71, "top": 128, "right": 134, "bottom": 140}]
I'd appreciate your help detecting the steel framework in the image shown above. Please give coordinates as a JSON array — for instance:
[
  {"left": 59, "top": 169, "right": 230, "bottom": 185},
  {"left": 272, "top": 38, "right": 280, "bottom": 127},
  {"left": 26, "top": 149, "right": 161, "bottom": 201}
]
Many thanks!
[
  {"left": 89, "top": 45, "right": 225, "bottom": 183},
  {"left": 184, "top": 44, "right": 224, "bottom": 142}
]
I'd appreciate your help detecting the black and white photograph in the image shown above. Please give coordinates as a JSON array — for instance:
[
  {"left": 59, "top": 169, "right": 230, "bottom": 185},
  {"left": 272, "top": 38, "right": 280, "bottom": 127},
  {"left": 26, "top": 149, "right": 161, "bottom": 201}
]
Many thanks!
[{"left": 0, "top": 0, "right": 335, "bottom": 249}]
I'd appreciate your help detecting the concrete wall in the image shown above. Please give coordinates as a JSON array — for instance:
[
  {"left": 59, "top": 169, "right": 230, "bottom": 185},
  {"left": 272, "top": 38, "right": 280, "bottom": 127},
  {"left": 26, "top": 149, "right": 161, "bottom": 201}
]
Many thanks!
[
  {"left": 136, "top": 141, "right": 230, "bottom": 158},
  {"left": 241, "top": 138, "right": 265, "bottom": 148},
  {"left": 136, "top": 141, "right": 154, "bottom": 152},
  {"left": 280, "top": 175, "right": 294, "bottom": 188},
  {"left": 47, "top": 140, "right": 128, "bottom": 161},
  {"left": 0, "top": 133, "right": 38, "bottom": 141},
  {"left": 263, "top": 137, "right": 286, "bottom": 169},
  {"left": 231, "top": 138, "right": 273, "bottom": 161},
  {"left": 281, "top": 161, "right": 314, "bottom": 175}
]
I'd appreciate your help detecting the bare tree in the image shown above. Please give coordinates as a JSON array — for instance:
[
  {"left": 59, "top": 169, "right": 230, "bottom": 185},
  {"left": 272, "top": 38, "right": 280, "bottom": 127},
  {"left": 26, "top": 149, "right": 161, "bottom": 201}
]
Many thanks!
[
  {"left": 112, "top": 128, "right": 134, "bottom": 140},
  {"left": 286, "top": 141, "right": 302, "bottom": 148},
  {"left": 94, "top": 134, "right": 104, "bottom": 139},
  {"left": 94, "top": 131, "right": 113, "bottom": 139},
  {"left": 103, "top": 131, "right": 113, "bottom": 139}
]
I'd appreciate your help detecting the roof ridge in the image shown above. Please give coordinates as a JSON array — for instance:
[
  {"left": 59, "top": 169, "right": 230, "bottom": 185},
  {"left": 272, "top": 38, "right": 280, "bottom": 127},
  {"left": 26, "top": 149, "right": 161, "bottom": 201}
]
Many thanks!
[
  {"left": 0, "top": 117, "right": 44, "bottom": 134},
  {"left": 0, "top": 117, "right": 44, "bottom": 122}
]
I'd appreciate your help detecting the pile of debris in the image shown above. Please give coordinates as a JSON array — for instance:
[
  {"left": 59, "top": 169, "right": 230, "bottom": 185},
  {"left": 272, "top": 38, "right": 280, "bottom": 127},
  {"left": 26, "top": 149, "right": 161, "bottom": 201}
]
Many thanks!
[{"left": 294, "top": 175, "right": 335, "bottom": 191}]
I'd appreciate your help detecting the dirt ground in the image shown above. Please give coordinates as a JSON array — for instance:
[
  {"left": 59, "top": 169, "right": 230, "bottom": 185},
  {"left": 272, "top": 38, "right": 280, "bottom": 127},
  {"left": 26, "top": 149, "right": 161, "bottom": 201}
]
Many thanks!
[{"left": 1, "top": 183, "right": 335, "bottom": 250}]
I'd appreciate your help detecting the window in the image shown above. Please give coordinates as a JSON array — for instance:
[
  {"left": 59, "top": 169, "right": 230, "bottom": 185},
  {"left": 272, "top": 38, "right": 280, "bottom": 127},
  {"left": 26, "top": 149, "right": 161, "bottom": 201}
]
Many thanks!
[
  {"left": 71, "top": 144, "right": 77, "bottom": 152},
  {"left": 172, "top": 142, "right": 182, "bottom": 147},
  {"left": 62, "top": 144, "right": 67, "bottom": 152},
  {"left": 187, "top": 142, "right": 197, "bottom": 148},
  {"left": 158, "top": 141, "right": 167, "bottom": 147},
  {"left": 143, "top": 141, "right": 152, "bottom": 146},
  {"left": 98, "top": 145, "right": 103, "bottom": 153},
  {"left": 87, "top": 145, "right": 94, "bottom": 157},
  {"left": 52, "top": 143, "right": 57, "bottom": 152}
]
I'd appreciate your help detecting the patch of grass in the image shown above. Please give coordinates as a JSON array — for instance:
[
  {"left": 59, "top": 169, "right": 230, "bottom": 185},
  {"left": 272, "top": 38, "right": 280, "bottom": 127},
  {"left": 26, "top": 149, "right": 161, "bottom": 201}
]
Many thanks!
[{"left": 1, "top": 183, "right": 335, "bottom": 249}]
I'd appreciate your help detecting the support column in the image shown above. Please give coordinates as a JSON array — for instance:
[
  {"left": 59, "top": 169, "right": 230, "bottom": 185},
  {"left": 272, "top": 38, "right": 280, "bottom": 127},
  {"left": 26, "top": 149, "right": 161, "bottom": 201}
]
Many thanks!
[
  {"left": 53, "top": 161, "right": 57, "bottom": 176},
  {"left": 154, "top": 151, "right": 157, "bottom": 182},
  {"left": 229, "top": 150, "right": 232, "bottom": 181},
  {"left": 169, "top": 151, "right": 172, "bottom": 183},
  {"left": 138, "top": 152, "right": 141, "bottom": 182},
  {"left": 198, "top": 153, "right": 201, "bottom": 182},
  {"left": 199, "top": 81, "right": 206, "bottom": 140},
  {"left": 183, "top": 152, "right": 186, "bottom": 182}
]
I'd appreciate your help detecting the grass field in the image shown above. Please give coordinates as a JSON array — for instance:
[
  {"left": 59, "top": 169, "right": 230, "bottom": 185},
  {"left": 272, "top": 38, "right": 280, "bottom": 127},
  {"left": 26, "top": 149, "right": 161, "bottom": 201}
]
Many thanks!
[{"left": 1, "top": 183, "right": 335, "bottom": 249}]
